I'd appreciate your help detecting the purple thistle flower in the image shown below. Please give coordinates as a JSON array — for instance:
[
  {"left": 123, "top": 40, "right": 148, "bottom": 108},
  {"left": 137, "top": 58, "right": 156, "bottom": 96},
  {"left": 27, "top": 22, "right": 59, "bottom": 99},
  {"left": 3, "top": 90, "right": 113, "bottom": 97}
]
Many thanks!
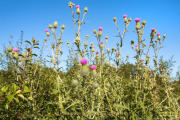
[
  {"left": 117, "top": 51, "right": 120, "bottom": 54},
  {"left": 76, "top": 5, "right": 80, "bottom": 8},
  {"left": 135, "top": 18, "right": 140, "bottom": 22},
  {"left": 96, "top": 51, "right": 99, "bottom": 54},
  {"left": 13, "top": 48, "right": 18, "bottom": 52},
  {"left": 99, "top": 27, "right": 103, "bottom": 31},
  {"left": 101, "top": 42, "right": 103, "bottom": 44},
  {"left": 142, "top": 59, "right": 144, "bottom": 61},
  {"left": 81, "top": 58, "right": 87, "bottom": 65},
  {"left": 45, "top": 29, "right": 48, "bottom": 32},
  {"left": 157, "top": 33, "right": 160, "bottom": 36},
  {"left": 151, "top": 28, "right": 156, "bottom": 31},
  {"left": 91, "top": 65, "right": 97, "bottom": 70},
  {"left": 123, "top": 15, "right": 127, "bottom": 18},
  {"left": 136, "top": 45, "right": 138, "bottom": 47}
]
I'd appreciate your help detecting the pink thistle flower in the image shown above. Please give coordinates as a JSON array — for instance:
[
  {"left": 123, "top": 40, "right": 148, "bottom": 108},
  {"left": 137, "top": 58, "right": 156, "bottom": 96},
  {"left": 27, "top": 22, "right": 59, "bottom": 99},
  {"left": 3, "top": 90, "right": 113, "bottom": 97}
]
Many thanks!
[
  {"left": 117, "top": 51, "right": 120, "bottom": 54},
  {"left": 168, "top": 70, "right": 170, "bottom": 72},
  {"left": 99, "top": 27, "right": 103, "bottom": 31},
  {"left": 157, "top": 33, "right": 160, "bottom": 36},
  {"left": 26, "top": 50, "right": 28, "bottom": 53},
  {"left": 135, "top": 18, "right": 140, "bottom": 22},
  {"left": 81, "top": 58, "right": 88, "bottom": 65},
  {"left": 96, "top": 51, "right": 99, "bottom": 54},
  {"left": 142, "top": 59, "right": 144, "bottom": 61},
  {"left": 88, "top": 85, "right": 90, "bottom": 87},
  {"left": 13, "top": 48, "right": 18, "bottom": 52},
  {"left": 160, "top": 68, "right": 162, "bottom": 70},
  {"left": 45, "top": 29, "right": 48, "bottom": 32},
  {"left": 91, "top": 65, "right": 97, "bottom": 70},
  {"left": 123, "top": 15, "right": 127, "bottom": 18},
  {"left": 136, "top": 45, "right": 138, "bottom": 47},
  {"left": 101, "top": 42, "right": 103, "bottom": 44},
  {"left": 151, "top": 28, "right": 156, "bottom": 31},
  {"left": 144, "top": 66, "right": 146, "bottom": 68},
  {"left": 151, "top": 73, "right": 152, "bottom": 75},
  {"left": 93, "top": 46, "right": 95, "bottom": 48},
  {"left": 76, "top": 5, "right": 80, "bottom": 8}
]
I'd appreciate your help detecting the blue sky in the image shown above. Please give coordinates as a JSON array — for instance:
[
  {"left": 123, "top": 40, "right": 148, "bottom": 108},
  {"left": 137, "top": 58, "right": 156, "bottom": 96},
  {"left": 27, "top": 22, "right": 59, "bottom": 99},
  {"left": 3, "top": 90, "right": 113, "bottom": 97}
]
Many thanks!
[{"left": 0, "top": 0, "right": 180, "bottom": 78}]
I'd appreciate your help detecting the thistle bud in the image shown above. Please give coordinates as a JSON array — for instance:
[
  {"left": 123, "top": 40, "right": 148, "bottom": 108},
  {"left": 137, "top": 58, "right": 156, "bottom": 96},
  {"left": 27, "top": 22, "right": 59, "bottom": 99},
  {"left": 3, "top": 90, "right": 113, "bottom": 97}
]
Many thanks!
[
  {"left": 142, "top": 20, "right": 146, "bottom": 25},
  {"left": 71, "top": 80, "right": 79, "bottom": 87},
  {"left": 112, "top": 47, "right": 115, "bottom": 51},
  {"left": 126, "top": 55, "right": 129, "bottom": 58},
  {"left": 86, "top": 34, "right": 89, "bottom": 38},
  {"left": 163, "top": 34, "right": 166, "bottom": 38},
  {"left": 105, "top": 35, "right": 108, "bottom": 39},
  {"left": 53, "top": 21, "right": 58, "bottom": 29},
  {"left": 93, "top": 83, "right": 99, "bottom": 88},
  {"left": 36, "top": 58, "right": 40, "bottom": 62},
  {"left": 155, "top": 39, "right": 158, "bottom": 43},
  {"left": 13, "top": 53, "right": 19, "bottom": 59},
  {"left": 91, "top": 48, "right": 95, "bottom": 52},
  {"left": 48, "top": 24, "right": 52, "bottom": 29},
  {"left": 68, "top": 2, "right": 73, "bottom": 8},
  {"left": 106, "top": 83, "right": 111, "bottom": 88},
  {"left": 46, "top": 32, "right": 50, "bottom": 37},
  {"left": 113, "top": 17, "right": 117, "bottom": 22},
  {"left": 128, "top": 18, "right": 132, "bottom": 22},
  {"left": 84, "top": 7, "right": 88, "bottom": 12},
  {"left": 75, "top": 36, "right": 81, "bottom": 42},
  {"left": 131, "top": 40, "right": 134, "bottom": 45},
  {"left": 91, "top": 42, "right": 93, "bottom": 46},
  {"left": 104, "top": 60, "right": 110, "bottom": 67},
  {"left": 93, "top": 29, "right": 97, "bottom": 34},
  {"left": 61, "top": 24, "right": 66, "bottom": 29},
  {"left": 84, "top": 42, "right": 88, "bottom": 47},
  {"left": 7, "top": 46, "right": 13, "bottom": 52},
  {"left": 60, "top": 40, "right": 63, "bottom": 44},
  {"left": 76, "top": 75, "right": 81, "bottom": 79}
]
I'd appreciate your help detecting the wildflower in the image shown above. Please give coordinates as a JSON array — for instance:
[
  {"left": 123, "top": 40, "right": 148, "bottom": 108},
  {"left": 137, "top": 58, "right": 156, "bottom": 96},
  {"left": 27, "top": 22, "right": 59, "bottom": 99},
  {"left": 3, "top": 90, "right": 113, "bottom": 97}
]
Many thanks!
[
  {"left": 76, "top": 5, "right": 81, "bottom": 14},
  {"left": 123, "top": 14, "right": 127, "bottom": 18},
  {"left": 135, "top": 18, "right": 141, "bottom": 30},
  {"left": 81, "top": 58, "right": 87, "bottom": 65},
  {"left": 91, "top": 65, "right": 98, "bottom": 77},
  {"left": 98, "top": 27, "right": 103, "bottom": 36},
  {"left": 45, "top": 29, "right": 48, "bottom": 32},
  {"left": 88, "top": 85, "right": 90, "bottom": 87},
  {"left": 96, "top": 51, "right": 99, "bottom": 54},
  {"left": 151, "top": 73, "right": 152, "bottom": 75},
  {"left": 13, "top": 48, "right": 18, "bottom": 52},
  {"left": 157, "top": 33, "right": 161, "bottom": 40},
  {"left": 142, "top": 59, "right": 144, "bottom": 61},
  {"left": 117, "top": 51, "right": 120, "bottom": 54},
  {"left": 101, "top": 42, "right": 103, "bottom": 44},
  {"left": 93, "top": 46, "right": 95, "bottom": 48},
  {"left": 136, "top": 45, "right": 138, "bottom": 47},
  {"left": 123, "top": 14, "right": 128, "bottom": 23},
  {"left": 80, "top": 58, "right": 89, "bottom": 76}
]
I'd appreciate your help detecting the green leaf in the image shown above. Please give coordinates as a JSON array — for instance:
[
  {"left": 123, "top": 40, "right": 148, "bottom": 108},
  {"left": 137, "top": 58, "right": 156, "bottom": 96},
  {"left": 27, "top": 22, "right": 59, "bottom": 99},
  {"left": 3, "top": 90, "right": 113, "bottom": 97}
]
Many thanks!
[
  {"left": 33, "top": 46, "right": 40, "bottom": 49},
  {"left": 30, "top": 53, "right": 37, "bottom": 57},
  {"left": 1, "top": 86, "right": 8, "bottom": 93},
  {"left": 25, "top": 40, "right": 32, "bottom": 45},
  {"left": 12, "top": 83, "right": 17, "bottom": 93},
  {"left": 6, "top": 95, "right": 14, "bottom": 102},
  {"left": 52, "top": 89, "right": 59, "bottom": 94},
  {"left": 5, "top": 104, "right": 8, "bottom": 109},
  {"left": 22, "top": 86, "right": 31, "bottom": 93},
  {"left": 14, "top": 98, "right": 19, "bottom": 103},
  {"left": 18, "top": 94, "right": 24, "bottom": 100}
]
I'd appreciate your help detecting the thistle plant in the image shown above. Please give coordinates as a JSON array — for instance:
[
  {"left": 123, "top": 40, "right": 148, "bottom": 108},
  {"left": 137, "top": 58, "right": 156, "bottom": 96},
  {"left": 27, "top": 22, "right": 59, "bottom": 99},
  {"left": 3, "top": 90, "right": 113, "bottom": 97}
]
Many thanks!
[{"left": 0, "top": 1, "right": 179, "bottom": 120}]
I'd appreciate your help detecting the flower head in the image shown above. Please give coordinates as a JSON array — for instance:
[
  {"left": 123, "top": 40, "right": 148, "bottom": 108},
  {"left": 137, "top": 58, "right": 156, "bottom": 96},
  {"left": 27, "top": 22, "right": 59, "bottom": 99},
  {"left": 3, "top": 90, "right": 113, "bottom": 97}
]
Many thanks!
[
  {"left": 81, "top": 58, "right": 87, "bottom": 65},
  {"left": 88, "top": 85, "right": 90, "bottom": 87},
  {"left": 123, "top": 14, "right": 127, "bottom": 18},
  {"left": 168, "top": 70, "right": 170, "bottom": 72},
  {"left": 96, "top": 51, "right": 99, "bottom": 54},
  {"left": 151, "top": 73, "right": 152, "bottom": 75},
  {"left": 91, "top": 65, "right": 97, "bottom": 70},
  {"left": 157, "top": 33, "right": 160, "bottom": 36},
  {"left": 93, "top": 46, "right": 95, "bottom": 48},
  {"left": 135, "top": 18, "right": 140, "bottom": 22},
  {"left": 99, "top": 27, "right": 103, "bottom": 31},
  {"left": 136, "top": 45, "right": 138, "bottom": 47},
  {"left": 13, "top": 48, "right": 18, "bottom": 52},
  {"left": 101, "top": 42, "right": 103, "bottom": 44},
  {"left": 151, "top": 28, "right": 156, "bottom": 31},
  {"left": 117, "top": 51, "right": 120, "bottom": 54},
  {"left": 45, "top": 29, "right": 48, "bottom": 32},
  {"left": 142, "top": 59, "right": 144, "bottom": 61},
  {"left": 76, "top": 5, "right": 80, "bottom": 8}
]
